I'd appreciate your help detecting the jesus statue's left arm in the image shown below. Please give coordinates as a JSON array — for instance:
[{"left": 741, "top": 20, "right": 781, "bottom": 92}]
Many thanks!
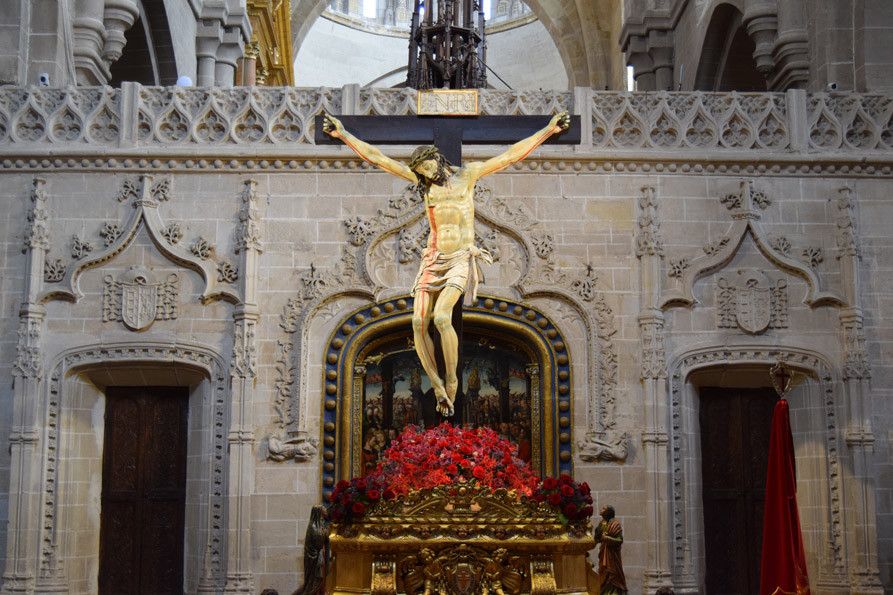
[{"left": 465, "top": 111, "right": 571, "bottom": 181}]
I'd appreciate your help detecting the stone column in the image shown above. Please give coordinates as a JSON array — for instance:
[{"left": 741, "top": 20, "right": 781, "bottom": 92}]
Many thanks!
[
  {"left": 635, "top": 186, "right": 673, "bottom": 591},
  {"left": 626, "top": 35, "right": 656, "bottom": 91},
  {"left": 833, "top": 188, "right": 884, "bottom": 593},
  {"left": 223, "top": 180, "right": 263, "bottom": 593},
  {"left": 648, "top": 37, "right": 674, "bottom": 91},
  {"left": 73, "top": 0, "right": 108, "bottom": 84},
  {"left": 771, "top": 0, "right": 809, "bottom": 89},
  {"left": 196, "top": 21, "right": 222, "bottom": 87},
  {"left": 241, "top": 41, "right": 259, "bottom": 85},
  {"left": 2, "top": 179, "right": 53, "bottom": 593},
  {"left": 215, "top": 27, "right": 244, "bottom": 87},
  {"left": 101, "top": 0, "right": 139, "bottom": 70}
]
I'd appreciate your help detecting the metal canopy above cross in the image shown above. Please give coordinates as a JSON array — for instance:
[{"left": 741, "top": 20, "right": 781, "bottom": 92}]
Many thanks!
[{"left": 314, "top": 114, "right": 582, "bottom": 165}]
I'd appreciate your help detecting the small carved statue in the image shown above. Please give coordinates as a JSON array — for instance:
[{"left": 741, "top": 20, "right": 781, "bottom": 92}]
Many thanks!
[
  {"left": 419, "top": 548, "right": 444, "bottom": 595},
  {"left": 293, "top": 504, "right": 331, "bottom": 595},
  {"left": 324, "top": 111, "right": 570, "bottom": 417},
  {"left": 593, "top": 505, "right": 627, "bottom": 594}
]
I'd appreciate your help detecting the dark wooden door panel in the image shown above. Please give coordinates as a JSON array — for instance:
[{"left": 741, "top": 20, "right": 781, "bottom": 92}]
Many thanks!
[
  {"left": 99, "top": 387, "right": 188, "bottom": 595},
  {"left": 700, "top": 388, "right": 775, "bottom": 595}
]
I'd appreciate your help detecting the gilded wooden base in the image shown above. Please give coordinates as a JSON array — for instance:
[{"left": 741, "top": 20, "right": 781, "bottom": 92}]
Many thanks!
[{"left": 327, "top": 487, "right": 597, "bottom": 594}]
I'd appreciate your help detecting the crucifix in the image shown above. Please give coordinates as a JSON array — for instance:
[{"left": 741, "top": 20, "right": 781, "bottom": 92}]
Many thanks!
[{"left": 315, "top": 110, "right": 581, "bottom": 418}]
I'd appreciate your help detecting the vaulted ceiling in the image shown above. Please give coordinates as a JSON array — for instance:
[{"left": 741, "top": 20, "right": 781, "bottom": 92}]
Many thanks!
[{"left": 290, "top": 0, "right": 624, "bottom": 89}]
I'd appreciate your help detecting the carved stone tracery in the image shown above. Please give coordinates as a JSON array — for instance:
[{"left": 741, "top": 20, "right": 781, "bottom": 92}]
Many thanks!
[{"left": 271, "top": 183, "right": 621, "bottom": 465}]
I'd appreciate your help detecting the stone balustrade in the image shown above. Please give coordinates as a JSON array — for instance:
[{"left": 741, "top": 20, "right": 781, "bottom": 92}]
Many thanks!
[{"left": 0, "top": 84, "right": 891, "bottom": 163}]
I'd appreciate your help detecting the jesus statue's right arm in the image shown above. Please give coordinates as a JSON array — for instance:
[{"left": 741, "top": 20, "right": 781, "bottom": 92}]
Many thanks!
[{"left": 322, "top": 113, "right": 418, "bottom": 184}]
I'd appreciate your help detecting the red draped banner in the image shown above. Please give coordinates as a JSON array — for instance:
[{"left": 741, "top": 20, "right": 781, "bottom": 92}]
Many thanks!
[{"left": 759, "top": 399, "right": 810, "bottom": 595}]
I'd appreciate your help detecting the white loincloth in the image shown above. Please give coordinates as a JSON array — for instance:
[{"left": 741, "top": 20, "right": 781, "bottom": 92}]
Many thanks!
[{"left": 411, "top": 246, "right": 493, "bottom": 306}]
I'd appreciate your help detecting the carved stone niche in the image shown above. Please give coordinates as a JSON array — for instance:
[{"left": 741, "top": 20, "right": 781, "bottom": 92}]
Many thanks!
[
  {"left": 715, "top": 269, "right": 788, "bottom": 334},
  {"left": 102, "top": 266, "right": 179, "bottom": 331}
]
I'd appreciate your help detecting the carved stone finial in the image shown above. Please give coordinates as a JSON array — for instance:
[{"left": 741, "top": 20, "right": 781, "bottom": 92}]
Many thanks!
[{"left": 721, "top": 180, "right": 771, "bottom": 220}]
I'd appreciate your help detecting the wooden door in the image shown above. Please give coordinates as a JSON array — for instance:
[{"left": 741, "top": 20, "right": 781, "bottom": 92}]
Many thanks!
[
  {"left": 699, "top": 388, "right": 775, "bottom": 595},
  {"left": 99, "top": 387, "right": 188, "bottom": 595}
]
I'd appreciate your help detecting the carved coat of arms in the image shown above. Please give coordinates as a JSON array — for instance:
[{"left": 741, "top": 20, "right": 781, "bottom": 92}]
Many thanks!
[
  {"left": 102, "top": 267, "right": 179, "bottom": 331},
  {"left": 717, "top": 270, "right": 788, "bottom": 334}
]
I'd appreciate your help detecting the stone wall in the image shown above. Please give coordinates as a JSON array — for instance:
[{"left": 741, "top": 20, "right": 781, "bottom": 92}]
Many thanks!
[{"left": 0, "top": 86, "right": 890, "bottom": 593}]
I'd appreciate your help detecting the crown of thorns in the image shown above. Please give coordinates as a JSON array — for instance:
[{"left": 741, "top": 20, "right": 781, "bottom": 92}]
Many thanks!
[{"left": 409, "top": 145, "right": 442, "bottom": 169}]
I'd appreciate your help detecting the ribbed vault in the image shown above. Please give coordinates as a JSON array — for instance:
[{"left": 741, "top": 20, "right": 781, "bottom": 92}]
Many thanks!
[{"left": 290, "top": 0, "right": 624, "bottom": 89}]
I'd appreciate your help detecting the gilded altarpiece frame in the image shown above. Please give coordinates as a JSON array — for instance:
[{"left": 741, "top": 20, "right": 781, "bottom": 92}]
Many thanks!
[{"left": 320, "top": 295, "right": 573, "bottom": 498}]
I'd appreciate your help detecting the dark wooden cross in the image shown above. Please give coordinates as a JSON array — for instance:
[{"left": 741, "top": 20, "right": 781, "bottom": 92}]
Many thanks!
[
  {"left": 314, "top": 112, "right": 581, "bottom": 424},
  {"left": 314, "top": 114, "right": 581, "bottom": 165}
]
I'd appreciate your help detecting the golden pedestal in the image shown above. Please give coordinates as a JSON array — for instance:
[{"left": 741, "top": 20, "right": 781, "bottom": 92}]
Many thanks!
[{"left": 327, "top": 486, "right": 596, "bottom": 594}]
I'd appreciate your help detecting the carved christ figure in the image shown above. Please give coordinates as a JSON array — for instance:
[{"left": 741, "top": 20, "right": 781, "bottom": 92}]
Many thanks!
[{"left": 323, "top": 111, "right": 571, "bottom": 416}]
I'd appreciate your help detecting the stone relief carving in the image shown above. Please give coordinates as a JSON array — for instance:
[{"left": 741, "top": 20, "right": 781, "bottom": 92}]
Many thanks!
[
  {"left": 577, "top": 432, "right": 630, "bottom": 462},
  {"left": 191, "top": 237, "right": 213, "bottom": 259},
  {"left": 100, "top": 221, "right": 123, "bottom": 247},
  {"left": 217, "top": 261, "right": 239, "bottom": 283},
  {"left": 70, "top": 235, "right": 94, "bottom": 259},
  {"left": 661, "top": 180, "right": 843, "bottom": 308},
  {"left": 834, "top": 187, "right": 860, "bottom": 259},
  {"left": 24, "top": 177, "right": 51, "bottom": 252},
  {"left": 38, "top": 174, "right": 238, "bottom": 305},
  {"left": 102, "top": 267, "right": 179, "bottom": 331},
  {"left": 808, "top": 93, "right": 892, "bottom": 151},
  {"left": 14, "top": 316, "right": 43, "bottom": 380},
  {"left": 802, "top": 246, "right": 824, "bottom": 268},
  {"left": 770, "top": 235, "right": 792, "bottom": 256},
  {"left": 716, "top": 270, "right": 788, "bottom": 334},
  {"left": 44, "top": 258, "right": 65, "bottom": 282},
  {"left": 635, "top": 186, "right": 664, "bottom": 257}
]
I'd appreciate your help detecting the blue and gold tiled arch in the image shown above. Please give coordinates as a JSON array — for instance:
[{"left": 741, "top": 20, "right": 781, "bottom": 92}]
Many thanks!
[{"left": 319, "top": 294, "right": 574, "bottom": 498}]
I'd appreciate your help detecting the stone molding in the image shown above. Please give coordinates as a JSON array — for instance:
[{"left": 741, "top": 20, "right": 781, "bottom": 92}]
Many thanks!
[
  {"left": 37, "top": 174, "right": 240, "bottom": 305},
  {"left": 660, "top": 179, "right": 845, "bottom": 309},
  {"left": 1, "top": 86, "right": 891, "bottom": 160}
]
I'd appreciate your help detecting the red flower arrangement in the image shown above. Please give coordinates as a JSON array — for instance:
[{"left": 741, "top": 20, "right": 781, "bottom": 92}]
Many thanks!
[
  {"left": 532, "top": 474, "right": 594, "bottom": 524},
  {"left": 328, "top": 423, "right": 593, "bottom": 526}
]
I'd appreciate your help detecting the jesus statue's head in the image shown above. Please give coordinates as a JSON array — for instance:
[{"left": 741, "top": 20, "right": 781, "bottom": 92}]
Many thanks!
[{"left": 409, "top": 145, "right": 453, "bottom": 185}]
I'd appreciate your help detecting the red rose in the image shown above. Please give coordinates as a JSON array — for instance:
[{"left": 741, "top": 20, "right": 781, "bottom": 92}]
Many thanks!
[
  {"left": 563, "top": 503, "right": 578, "bottom": 517},
  {"left": 351, "top": 502, "right": 366, "bottom": 515},
  {"left": 560, "top": 484, "right": 575, "bottom": 497},
  {"left": 579, "top": 482, "right": 591, "bottom": 496},
  {"left": 584, "top": 495, "right": 593, "bottom": 505},
  {"left": 543, "top": 477, "right": 558, "bottom": 490},
  {"left": 532, "top": 492, "right": 545, "bottom": 502},
  {"left": 328, "top": 492, "right": 338, "bottom": 503},
  {"left": 366, "top": 489, "right": 381, "bottom": 501},
  {"left": 460, "top": 443, "right": 474, "bottom": 455},
  {"left": 355, "top": 478, "right": 367, "bottom": 491},
  {"left": 581, "top": 506, "right": 593, "bottom": 518},
  {"left": 473, "top": 466, "right": 486, "bottom": 479},
  {"left": 559, "top": 473, "right": 572, "bottom": 484},
  {"left": 446, "top": 464, "right": 459, "bottom": 475},
  {"left": 383, "top": 488, "right": 396, "bottom": 500},
  {"left": 547, "top": 493, "right": 562, "bottom": 506}
]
